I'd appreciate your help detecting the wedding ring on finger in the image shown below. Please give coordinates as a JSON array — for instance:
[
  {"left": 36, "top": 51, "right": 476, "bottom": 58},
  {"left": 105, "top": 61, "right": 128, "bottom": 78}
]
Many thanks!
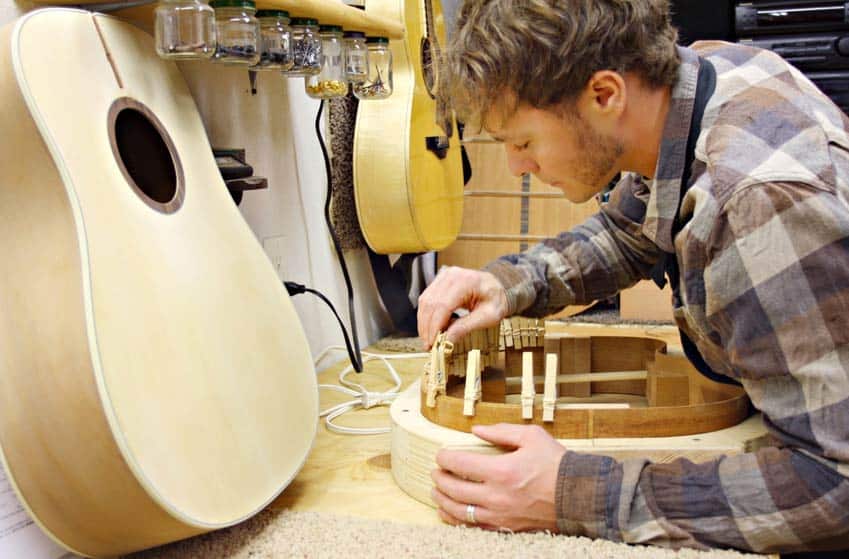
[{"left": 465, "top": 503, "right": 477, "bottom": 525}]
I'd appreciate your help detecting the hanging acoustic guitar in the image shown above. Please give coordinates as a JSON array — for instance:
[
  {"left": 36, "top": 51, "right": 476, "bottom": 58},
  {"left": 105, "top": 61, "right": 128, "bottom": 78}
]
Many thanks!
[
  {"left": 0, "top": 8, "right": 317, "bottom": 557},
  {"left": 353, "top": 0, "right": 464, "bottom": 253}
]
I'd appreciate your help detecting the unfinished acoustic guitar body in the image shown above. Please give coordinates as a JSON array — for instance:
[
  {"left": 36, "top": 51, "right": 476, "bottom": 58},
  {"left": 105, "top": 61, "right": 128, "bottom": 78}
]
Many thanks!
[
  {"left": 0, "top": 9, "right": 317, "bottom": 557},
  {"left": 390, "top": 320, "right": 766, "bottom": 507}
]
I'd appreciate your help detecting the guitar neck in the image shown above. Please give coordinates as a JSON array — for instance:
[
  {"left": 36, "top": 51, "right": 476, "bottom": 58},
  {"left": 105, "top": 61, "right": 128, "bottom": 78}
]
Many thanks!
[
  {"left": 419, "top": 0, "right": 453, "bottom": 143},
  {"left": 519, "top": 173, "right": 531, "bottom": 251},
  {"left": 422, "top": 0, "right": 432, "bottom": 39},
  {"left": 423, "top": 0, "right": 439, "bottom": 59}
]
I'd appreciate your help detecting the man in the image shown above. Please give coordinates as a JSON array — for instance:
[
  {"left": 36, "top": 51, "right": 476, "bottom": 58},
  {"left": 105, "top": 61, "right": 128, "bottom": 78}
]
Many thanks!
[{"left": 416, "top": 0, "right": 849, "bottom": 553}]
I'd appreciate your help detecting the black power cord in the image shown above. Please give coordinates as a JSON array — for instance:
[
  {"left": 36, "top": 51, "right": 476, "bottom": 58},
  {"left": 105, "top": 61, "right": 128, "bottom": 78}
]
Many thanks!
[
  {"left": 284, "top": 100, "right": 364, "bottom": 372},
  {"left": 284, "top": 281, "right": 362, "bottom": 372}
]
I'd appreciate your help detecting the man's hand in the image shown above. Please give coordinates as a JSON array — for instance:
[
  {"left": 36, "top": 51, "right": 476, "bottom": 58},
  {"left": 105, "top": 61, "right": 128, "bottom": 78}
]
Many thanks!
[
  {"left": 430, "top": 424, "right": 566, "bottom": 532},
  {"left": 417, "top": 267, "right": 509, "bottom": 349}
]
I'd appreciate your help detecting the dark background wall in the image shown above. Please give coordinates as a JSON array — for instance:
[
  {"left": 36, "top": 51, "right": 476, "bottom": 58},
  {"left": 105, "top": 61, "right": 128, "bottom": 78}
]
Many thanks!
[
  {"left": 440, "top": 1, "right": 738, "bottom": 45},
  {"left": 670, "top": 0, "right": 735, "bottom": 44}
]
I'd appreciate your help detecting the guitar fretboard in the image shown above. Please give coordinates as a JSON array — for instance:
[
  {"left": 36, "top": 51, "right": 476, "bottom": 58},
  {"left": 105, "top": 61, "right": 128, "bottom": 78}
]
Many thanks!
[
  {"left": 423, "top": 0, "right": 438, "bottom": 67},
  {"left": 520, "top": 173, "right": 531, "bottom": 251},
  {"left": 421, "top": 0, "right": 453, "bottom": 139}
]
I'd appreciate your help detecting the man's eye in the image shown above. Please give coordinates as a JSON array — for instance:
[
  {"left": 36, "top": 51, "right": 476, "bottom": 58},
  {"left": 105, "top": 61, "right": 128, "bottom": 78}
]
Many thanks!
[{"left": 515, "top": 142, "right": 529, "bottom": 151}]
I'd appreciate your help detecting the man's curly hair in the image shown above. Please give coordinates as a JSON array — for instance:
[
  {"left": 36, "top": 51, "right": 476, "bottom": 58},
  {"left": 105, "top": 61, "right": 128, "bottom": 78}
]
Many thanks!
[{"left": 442, "top": 0, "right": 680, "bottom": 127}]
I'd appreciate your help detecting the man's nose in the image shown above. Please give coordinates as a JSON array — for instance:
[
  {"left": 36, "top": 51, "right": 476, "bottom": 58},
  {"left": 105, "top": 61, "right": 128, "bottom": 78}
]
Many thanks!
[{"left": 505, "top": 147, "right": 537, "bottom": 177}]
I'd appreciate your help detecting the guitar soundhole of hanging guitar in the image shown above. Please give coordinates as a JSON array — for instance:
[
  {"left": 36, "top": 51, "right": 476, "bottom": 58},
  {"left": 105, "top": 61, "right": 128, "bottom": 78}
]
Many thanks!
[
  {"left": 420, "top": 8, "right": 453, "bottom": 160},
  {"left": 421, "top": 36, "right": 436, "bottom": 98},
  {"left": 108, "top": 97, "right": 185, "bottom": 214}
]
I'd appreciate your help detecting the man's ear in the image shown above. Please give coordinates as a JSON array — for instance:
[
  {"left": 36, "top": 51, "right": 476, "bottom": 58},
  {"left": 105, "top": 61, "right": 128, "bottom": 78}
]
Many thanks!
[{"left": 581, "top": 70, "right": 627, "bottom": 118}]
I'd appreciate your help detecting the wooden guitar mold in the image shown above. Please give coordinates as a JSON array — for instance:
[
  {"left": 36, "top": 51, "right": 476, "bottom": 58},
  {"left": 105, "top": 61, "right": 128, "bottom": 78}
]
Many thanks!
[
  {"left": 0, "top": 9, "right": 317, "bottom": 557},
  {"left": 390, "top": 320, "right": 765, "bottom": 507}
]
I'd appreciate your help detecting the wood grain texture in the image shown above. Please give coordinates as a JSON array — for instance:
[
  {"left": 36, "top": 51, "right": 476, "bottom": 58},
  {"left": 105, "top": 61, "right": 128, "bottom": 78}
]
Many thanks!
[
  {"left": 271, "top": 355, "right": 438, "bottom": 525},
  {"left": 420, "top": 333, "right": 750, "bottom": 439},
  {"left": 438, "top": 142, "right": 598, "bottom": 317},
  {"left": 269, "top": 321, "right": 769, "bottom": 559},
  {"left": 392, "top": 381, "right": 766, "bottom": 507},
  {"left": 0, "top": 9, "right": 317, "bottom": 556},
  {"left": 620, "top": 279, "right": 675, "bottom": 321},
  {"left": 556, "top": 336, "right": 591, "bottom": 397},
  {"left": 353, "top": 0, "right": 464, "bottom": 253}
]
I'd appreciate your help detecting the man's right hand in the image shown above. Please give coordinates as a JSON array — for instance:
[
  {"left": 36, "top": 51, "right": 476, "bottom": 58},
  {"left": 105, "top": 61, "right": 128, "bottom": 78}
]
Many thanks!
[{"left": 417, "top": 267, "right": 510, "bottom": 350}]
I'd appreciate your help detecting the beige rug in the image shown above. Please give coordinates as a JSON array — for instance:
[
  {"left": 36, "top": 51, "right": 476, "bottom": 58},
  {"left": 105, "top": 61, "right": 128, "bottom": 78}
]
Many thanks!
[{"left": 127, "top": 509, "right": 764, "bottom": 559}]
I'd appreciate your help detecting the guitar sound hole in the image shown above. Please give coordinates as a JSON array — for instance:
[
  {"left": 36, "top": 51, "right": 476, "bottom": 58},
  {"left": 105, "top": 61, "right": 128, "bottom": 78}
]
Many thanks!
[
  {"left": 420, "top": 37, "right": 435, "bottom": 98},
  {"left": 108, "top": 98, "right": 185, "bottom": 214}
]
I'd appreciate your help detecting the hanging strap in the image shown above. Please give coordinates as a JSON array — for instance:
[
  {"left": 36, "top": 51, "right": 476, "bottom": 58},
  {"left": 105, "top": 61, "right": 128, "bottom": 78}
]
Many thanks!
[{"left": 368, "top": 248, "right": 421, "bottom": 335}]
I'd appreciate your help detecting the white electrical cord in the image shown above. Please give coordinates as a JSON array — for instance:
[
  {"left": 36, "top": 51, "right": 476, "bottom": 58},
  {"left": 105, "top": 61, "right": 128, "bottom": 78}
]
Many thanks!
[{"left": 316, "top": 346, "right": 429, "bottom": 435}]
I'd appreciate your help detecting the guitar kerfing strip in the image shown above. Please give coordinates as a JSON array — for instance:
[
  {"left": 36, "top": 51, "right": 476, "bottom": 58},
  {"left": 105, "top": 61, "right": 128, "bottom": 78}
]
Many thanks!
[
  {"left": 522, "top": 317, "right": 531, "bottom": 348},
  {"left": 455, "top": 352, "right": 466, "bottom": 379},
  {"left": 463, "top": 349, "right": 482, "bottom": 417},
  {"left": 543, "top": 353, "right": 558, "bottom": 423},
  {"left": 513, "top": 317, "right": 523, "bottom": 350},
  {"left": 502, "top": 318, "right": 513, "bottom": 348},
  {"left": 521, "top": 351, "right": 535, "bottom": 420}
]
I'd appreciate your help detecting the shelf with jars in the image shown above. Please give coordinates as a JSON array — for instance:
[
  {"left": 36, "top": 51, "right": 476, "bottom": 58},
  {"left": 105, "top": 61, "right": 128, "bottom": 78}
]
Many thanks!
[{"left": 32, "top": 0, "right": 405, "bottom": 40}]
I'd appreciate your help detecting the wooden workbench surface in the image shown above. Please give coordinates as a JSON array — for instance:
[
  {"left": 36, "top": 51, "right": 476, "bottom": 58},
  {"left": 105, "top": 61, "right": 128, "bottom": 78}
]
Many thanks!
[{"left": 269, "top": 322, "right": 684, "bottom": 524}]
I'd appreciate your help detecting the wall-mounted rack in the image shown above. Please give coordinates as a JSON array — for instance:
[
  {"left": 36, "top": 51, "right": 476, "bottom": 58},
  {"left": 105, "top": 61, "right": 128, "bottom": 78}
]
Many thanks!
[{"left": 43, "top": 0, "right": 405, "bottom": 39}]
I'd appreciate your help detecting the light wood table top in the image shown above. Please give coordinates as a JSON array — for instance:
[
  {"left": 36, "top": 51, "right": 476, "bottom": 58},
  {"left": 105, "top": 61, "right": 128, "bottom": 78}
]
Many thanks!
[{"left": 270, "top": 322, "right": 684, "bottom": 525}]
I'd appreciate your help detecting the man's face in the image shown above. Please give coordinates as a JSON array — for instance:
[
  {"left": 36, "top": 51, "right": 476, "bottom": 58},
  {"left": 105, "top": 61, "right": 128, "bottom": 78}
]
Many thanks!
[{"left": 486, "top": 102, "right": 624, "bottom": 203}]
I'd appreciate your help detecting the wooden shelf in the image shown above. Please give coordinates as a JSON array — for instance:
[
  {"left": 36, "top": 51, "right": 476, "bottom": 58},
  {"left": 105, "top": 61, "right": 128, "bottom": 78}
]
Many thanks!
[{"left": 33, "top": 0, "right": 405, "bottom": 39}]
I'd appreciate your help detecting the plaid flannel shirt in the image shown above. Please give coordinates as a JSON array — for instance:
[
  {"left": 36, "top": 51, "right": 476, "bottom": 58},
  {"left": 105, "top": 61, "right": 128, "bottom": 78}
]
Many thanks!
[{"left": 484, "top": 42, "right": 849, "bottom": 552}]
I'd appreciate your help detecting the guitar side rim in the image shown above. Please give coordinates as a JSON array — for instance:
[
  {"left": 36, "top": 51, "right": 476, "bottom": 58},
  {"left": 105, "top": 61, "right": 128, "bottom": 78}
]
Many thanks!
[{"left": 390, "top": 381, "right": 768, "bottom": 508}]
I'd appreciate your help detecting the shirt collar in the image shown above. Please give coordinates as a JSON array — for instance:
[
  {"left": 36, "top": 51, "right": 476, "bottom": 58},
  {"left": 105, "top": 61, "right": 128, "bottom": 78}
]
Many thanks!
[{"left": 642, "top": 45, "right": 701, "bottom": 253}]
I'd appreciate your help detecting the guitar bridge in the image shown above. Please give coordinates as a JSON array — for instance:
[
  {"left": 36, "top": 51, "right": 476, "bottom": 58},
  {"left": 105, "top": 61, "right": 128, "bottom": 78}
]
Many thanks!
[{"left": 425, "top": 136, "right": 450, "bottom": 159}]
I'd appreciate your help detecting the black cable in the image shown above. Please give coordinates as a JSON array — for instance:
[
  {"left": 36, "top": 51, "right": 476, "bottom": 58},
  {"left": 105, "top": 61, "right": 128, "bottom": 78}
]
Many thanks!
[
  {"left": 284, "top": 281, "right": 361, "bottom": 370},
  {"left": 309, "top": 100, "right": 363, "bottom": 372}
]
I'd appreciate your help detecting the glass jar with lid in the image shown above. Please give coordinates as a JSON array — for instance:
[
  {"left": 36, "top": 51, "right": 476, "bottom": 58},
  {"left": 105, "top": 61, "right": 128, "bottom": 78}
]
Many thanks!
[
  {"left": 305, "top": 24, "right": 347, "bottom": 99},
  {"left": 343, "top": 30, "right": 368, "bottom": 84},
  {"left": 286, "top": 18, "right": 321, "bottom": 76},
  {"left": 353, "top": 36, "right": 393, "bottom": 100},
  {"left": 155, "top": 0, "right": 216, "bottom": 60},
  {"left": 254, "top": 10, "right": 293, "bottom": 70},
  {"left": 210, "top": 0, "right": 260, "bottom": 66}
]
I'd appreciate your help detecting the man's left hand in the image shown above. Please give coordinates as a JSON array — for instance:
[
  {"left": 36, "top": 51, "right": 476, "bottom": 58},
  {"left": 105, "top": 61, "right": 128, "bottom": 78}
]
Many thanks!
[{"left": 430, "top": 423, "right": 566, "bottom": 531}]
